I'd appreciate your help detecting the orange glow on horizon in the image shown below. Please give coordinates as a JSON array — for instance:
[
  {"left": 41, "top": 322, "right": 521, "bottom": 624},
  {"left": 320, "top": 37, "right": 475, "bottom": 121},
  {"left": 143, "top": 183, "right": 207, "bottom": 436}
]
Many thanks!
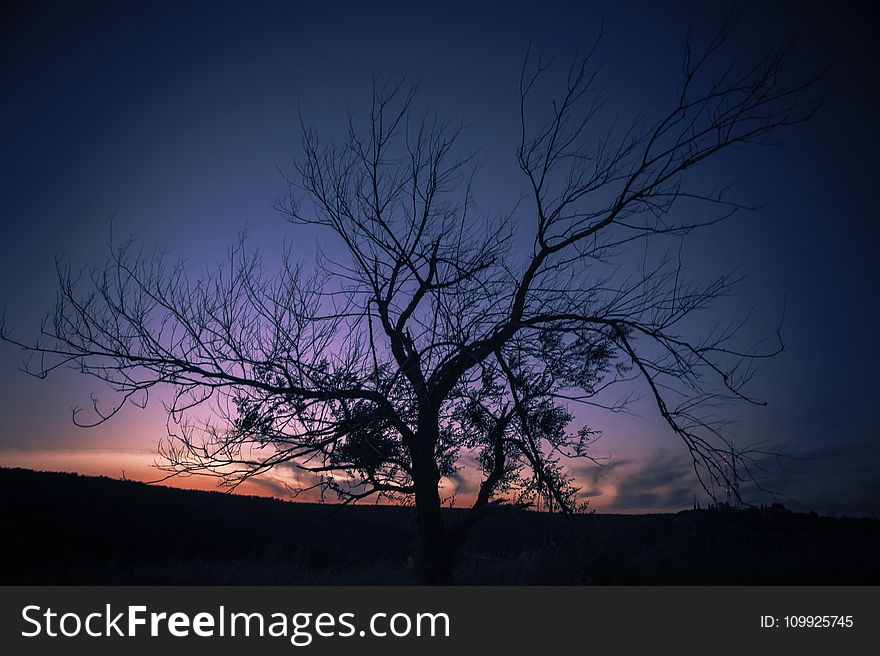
[{"left": 0, "top": 445, "right": 688, "bottom": 514}]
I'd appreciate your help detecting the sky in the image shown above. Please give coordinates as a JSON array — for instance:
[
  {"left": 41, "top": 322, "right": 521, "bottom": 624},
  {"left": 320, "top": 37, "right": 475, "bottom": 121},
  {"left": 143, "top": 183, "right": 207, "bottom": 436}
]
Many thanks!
[{"left": 1, "top": 0, "right": 878, "bottom": 515}]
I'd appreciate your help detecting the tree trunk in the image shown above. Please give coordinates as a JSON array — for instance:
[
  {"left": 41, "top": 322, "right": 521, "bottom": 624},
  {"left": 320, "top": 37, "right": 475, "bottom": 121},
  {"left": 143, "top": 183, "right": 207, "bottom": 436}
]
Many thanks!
[
  {"left": 410, "top": 423, "right": 457, "bottom": 584},
  {"left": 412, "top": 476, "right": 456, "bottom": 584}
]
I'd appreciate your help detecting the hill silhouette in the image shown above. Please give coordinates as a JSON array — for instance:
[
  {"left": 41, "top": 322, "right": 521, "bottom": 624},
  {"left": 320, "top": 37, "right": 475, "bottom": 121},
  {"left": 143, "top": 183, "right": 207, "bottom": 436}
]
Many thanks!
[{"left": 2, "top": 467, "right": 877, "bottom": 584}]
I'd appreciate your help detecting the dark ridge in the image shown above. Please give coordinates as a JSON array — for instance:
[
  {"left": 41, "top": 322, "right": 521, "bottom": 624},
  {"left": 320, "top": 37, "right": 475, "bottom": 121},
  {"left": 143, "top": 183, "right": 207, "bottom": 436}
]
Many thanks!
[{"left": 2, "top": 467, "right": 878, "bottom": 584}]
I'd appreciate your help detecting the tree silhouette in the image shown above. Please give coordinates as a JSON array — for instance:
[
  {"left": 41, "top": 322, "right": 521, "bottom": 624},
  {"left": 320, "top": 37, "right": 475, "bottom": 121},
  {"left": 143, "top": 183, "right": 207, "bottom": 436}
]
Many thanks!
[{"left": 2, "top": 18, "right": 829, "bottom": 582}]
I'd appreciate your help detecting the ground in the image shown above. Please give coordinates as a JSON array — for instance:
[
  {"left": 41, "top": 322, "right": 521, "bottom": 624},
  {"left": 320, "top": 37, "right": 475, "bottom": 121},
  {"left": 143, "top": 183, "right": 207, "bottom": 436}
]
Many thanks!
[{"left": 2, "top": 467, "right": 877, "bottom": 585}]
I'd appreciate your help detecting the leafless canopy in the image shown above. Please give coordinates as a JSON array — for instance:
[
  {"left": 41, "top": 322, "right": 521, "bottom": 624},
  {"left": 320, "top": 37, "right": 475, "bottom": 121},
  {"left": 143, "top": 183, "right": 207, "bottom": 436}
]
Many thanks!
[{"left": 2, "top": 16, "right": 829, "bottom": 579}]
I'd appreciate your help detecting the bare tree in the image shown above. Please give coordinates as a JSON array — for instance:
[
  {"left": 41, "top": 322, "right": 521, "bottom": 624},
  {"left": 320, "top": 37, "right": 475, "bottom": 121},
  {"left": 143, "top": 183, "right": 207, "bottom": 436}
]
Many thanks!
[{"left": 2, "top": 17, "right": 829, "bottom": 582}]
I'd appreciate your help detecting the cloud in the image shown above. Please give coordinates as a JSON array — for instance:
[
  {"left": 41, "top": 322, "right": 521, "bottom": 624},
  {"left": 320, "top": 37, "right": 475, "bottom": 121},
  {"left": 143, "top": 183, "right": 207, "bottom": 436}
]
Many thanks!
[
  {"left": 572, "top": 457, "right": 632, "bottom": 487},
  {"left": 571, "top": 436, "right": 880, "bottom": 516},
  {"left": 244, "top": 475, "right": 296, "bottom": 499},
  {"left": 739, "top": 439, "right": 880, "bottom": 515},
  {"left": 610, "top": 451, "right": 696, "bottom": 511},
  {"left": 579, "top": 487, "right": 604, "bottom": 498},
  {"left": 573, "top": 449, "right": 698, "bottom": 512}
]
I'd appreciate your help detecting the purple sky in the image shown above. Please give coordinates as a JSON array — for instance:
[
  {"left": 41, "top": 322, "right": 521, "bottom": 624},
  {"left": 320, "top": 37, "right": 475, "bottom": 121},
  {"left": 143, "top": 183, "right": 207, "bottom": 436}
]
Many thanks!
[{"left": 1, "top": 0, "right": 878, "bottom": 515}]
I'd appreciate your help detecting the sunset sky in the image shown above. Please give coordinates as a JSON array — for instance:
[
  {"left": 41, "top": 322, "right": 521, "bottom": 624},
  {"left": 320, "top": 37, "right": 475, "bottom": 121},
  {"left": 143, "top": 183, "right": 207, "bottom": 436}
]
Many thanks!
[{"left": 1, "top": 0, "right": 878, "bottom": 515}]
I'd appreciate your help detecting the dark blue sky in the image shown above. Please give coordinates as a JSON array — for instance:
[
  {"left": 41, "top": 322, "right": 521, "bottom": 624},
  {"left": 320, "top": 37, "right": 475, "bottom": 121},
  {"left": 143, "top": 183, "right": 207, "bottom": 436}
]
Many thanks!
[{"left": 1, "top": 0, "right": 877, "bottom": 514}]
